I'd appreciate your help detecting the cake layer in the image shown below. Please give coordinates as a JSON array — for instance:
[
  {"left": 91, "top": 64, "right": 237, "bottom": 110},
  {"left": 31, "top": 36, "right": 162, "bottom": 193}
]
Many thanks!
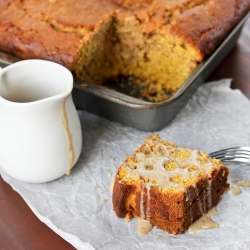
[{"left": 112, "top": 134, "right": 229, "bottom": 234}]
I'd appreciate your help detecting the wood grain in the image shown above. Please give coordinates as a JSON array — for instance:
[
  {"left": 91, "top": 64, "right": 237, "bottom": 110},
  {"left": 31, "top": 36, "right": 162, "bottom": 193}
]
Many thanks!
[{"left": 0, "top": 175, "right": 75, "bottom": 250}]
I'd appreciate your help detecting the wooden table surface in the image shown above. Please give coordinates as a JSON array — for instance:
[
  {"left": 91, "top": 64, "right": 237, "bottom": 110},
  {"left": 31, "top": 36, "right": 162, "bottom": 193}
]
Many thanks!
[{"left": 0, "top": 18, "right": 250, "bottom": 250}]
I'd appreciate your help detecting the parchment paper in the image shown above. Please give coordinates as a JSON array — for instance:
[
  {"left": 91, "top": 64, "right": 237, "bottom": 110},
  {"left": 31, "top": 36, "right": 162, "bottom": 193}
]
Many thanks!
[{"left": 1, "top": 79, "right": 250, "bottom": 250}]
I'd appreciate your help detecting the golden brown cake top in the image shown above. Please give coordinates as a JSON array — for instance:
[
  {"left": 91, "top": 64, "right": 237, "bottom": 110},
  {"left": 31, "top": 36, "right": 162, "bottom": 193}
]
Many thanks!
[
  {"left": 119, "top": 134, "right": 223, "bottom": 191},
  {"left": 0, "top": 0, "right": 249, "bottom": 69}
]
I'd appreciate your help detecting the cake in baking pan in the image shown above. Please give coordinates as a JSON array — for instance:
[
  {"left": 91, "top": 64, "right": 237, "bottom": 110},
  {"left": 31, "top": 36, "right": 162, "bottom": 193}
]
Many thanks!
[
  {"left": 0, "top": 0, "right": 249, "bottom": 101},
  {"left": 112, "top": 134, "right": 229, "bottom": 234}
]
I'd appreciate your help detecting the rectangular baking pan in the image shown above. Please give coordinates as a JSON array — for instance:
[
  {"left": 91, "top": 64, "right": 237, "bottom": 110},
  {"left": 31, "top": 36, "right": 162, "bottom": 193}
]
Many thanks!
[{"left": 0, "top": 11, "right": 249, "bottom": 131}]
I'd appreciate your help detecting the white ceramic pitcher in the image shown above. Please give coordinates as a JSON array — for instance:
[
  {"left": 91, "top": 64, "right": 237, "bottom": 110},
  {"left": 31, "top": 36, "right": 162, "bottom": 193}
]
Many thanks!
[{"left": 0, "top": 60, "right": 82, "bottom": 183}]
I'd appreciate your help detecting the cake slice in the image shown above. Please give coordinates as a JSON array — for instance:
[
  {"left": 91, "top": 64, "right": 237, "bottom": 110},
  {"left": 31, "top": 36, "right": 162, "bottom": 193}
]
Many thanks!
[{"left": 112, "top": 134, "right": 229, "bottom": 234}]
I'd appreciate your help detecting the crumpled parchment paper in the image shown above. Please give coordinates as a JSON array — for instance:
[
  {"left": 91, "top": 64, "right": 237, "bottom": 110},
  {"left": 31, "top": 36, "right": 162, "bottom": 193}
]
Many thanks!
[{"left": 1, "top": 79, "right": 250, "bottom": 250}]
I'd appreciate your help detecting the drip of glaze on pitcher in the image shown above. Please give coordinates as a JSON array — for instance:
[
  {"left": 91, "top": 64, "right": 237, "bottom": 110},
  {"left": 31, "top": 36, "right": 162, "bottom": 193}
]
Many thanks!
[{"left": 62, "top": 98, "right": 75, "bottom": 175}]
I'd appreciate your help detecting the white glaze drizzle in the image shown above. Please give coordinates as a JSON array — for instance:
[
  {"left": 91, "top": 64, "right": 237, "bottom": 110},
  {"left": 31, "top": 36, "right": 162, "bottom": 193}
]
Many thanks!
[
  {"left": 140, "top": 184, "right": 151, "bottom": 221},
  {"left": 140, "top": 185, "right": 145, "bottom": 220},
  {"left": 186, "top": 189, "right": 194, "bottom": 223},
  {"left": 231, "top": 180, "right": 250, "bottom": 195},
  {"left": 137, "top": 218, "right": 153, "bottom": 235},
  {"left": 62, "top": 99, "right": 75, "bottom": 175},
  {"left": 207, "top": 179, "right": 212, "bottom": 209},
  {"left": 195, "top": 186, "right": 203, "bottom": 215},
  {"left": 124, "top": 139, "right": 218, "bottom": 190},
  {"left": 188, "top": 207, "right": 219, "bottom": 233},
  {"left": 145, "top": 184, "right": 151, "bottom": 221},
  {"left": 237, "top": 180, "right": 250, "bottom": 187},
  {"left": 231, "top": 184, "right": 242, "bottom": 195}
]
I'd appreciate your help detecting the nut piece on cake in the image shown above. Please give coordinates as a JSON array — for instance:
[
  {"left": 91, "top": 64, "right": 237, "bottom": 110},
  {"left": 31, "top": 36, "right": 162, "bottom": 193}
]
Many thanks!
[{"left": 112, "top": 134, "right": 229, "bottom": 234}]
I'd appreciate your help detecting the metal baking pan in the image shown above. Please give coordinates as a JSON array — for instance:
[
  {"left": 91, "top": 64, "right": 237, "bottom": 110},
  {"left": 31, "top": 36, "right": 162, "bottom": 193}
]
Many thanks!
[{"left": 0, "top": 11, "right": 249, "bottom": 131}]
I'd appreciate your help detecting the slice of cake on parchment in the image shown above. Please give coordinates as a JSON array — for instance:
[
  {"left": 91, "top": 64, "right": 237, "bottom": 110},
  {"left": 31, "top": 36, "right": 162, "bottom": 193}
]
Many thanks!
[{"left": 112, "top": 134, "right": 229, "bottom": 234}]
